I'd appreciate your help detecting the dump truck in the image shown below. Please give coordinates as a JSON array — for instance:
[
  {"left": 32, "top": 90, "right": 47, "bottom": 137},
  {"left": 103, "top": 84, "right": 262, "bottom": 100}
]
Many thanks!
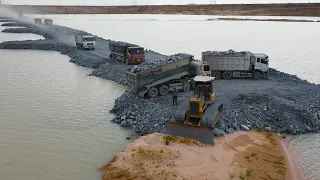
[
  {"left": 75, "top": 34, "right": 96, "bottom": 50},
  {"left": 202, "top": 49, "right": 269, "bottom": 80},
  {"left": 34, "top": 18, "right": 42, "bottom": 25},
  {"left": 126, "top": 53, "right": 211, "bottom": 98},
  {"left": 44, "top": 19, "right": 53, "bottom": 25},
  {"left": 109, "top": 41, "right": 145, "bottom": 65},
  {"left": 166, "top": 76, "right": 224, "bottom": 145}
]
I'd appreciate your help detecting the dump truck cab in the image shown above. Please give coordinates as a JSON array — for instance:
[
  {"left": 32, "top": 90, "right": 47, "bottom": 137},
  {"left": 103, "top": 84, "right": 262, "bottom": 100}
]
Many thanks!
[
  {"left": 251, "top": 53, "right": 269, "bottom": 73},
  {"left": 190, "top": 61, "right": 211, "bottom": 77},
  {"left": 75, "top": 34, "right": 96, "bottom": 50},
  {"left": 126, "top": 46, "right": 145, "bottom": 64}
]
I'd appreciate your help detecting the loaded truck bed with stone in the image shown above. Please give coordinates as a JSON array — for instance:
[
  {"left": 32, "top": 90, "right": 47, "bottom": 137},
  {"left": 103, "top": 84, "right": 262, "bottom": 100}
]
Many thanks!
[
  {"left": 202, "top": 49, "right": 269, "bottom": 80},
  {"left": 126, "top": 53, "right": 211, "bottom": 98}
]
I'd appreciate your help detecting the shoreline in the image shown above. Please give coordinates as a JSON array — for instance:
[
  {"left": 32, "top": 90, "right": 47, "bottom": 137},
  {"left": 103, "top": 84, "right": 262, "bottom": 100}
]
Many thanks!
[
  {"left": 281, "top": 138, "right": 304, "bottom": 180},
  {"left": 100, "top": 131, "right": 295, "bottom": 179},
  {"left": 2, "top": 3, "right": 320, "bottom": 17},
  {"left": 214, "top": 17, "right": 320, "bottom": 22}
]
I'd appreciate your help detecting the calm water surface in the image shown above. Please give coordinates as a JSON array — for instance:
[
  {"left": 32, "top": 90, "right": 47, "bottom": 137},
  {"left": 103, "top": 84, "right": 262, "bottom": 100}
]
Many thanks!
[{"left": 0, "top": 24, "right": 137, "bottom": 180}]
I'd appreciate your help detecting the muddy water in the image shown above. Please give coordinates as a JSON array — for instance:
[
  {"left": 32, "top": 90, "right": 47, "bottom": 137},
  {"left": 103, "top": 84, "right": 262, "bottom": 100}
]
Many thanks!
[{"left": 0, "top": 24, "right": 137, "bottom": 180}]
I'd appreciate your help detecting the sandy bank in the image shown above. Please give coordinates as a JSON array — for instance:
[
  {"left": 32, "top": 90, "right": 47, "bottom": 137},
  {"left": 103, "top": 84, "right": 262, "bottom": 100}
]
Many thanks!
[{"left": 100, "top": 131, "right": 293, "bottom": 180}]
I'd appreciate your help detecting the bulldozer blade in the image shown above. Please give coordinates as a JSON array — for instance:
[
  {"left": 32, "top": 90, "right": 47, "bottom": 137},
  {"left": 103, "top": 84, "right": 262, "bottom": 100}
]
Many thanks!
[{"left": 165, "top": 122, "right": 214, "bottom": 145}]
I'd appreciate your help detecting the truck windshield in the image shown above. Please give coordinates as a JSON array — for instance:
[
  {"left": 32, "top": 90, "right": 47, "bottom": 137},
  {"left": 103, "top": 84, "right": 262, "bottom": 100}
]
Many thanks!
[
  {"left": 83, "top": 37, "right": 95, "bottom": 41},
  {"left": 261, "top": 58, "right": 268, "bottom": 65},
  {"left": 128, "top": 48, "right": 144, "bottom": 54}
]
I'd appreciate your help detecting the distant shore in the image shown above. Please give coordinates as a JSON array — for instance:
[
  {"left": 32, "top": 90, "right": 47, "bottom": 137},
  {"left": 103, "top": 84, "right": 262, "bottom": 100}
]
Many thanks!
[
  {"left": 214, "top": 17, "right": 320, "bottom": 22},
  {"left": 3, "top": 3, "right": 320, "bottom": 17}
]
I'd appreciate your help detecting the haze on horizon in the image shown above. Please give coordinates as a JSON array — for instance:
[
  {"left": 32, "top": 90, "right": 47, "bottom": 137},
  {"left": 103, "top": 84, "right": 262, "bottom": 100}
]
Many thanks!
[{"left": 2, "top": 0, "right": 320, "bottom": 5}]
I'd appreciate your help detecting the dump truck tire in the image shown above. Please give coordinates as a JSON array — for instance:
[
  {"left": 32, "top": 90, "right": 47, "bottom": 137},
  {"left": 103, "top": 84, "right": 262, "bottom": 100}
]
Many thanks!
[
  {"left": 222, "top": 71, "right": 232, "bottom": 80},
  {"left": 211, "top": 71, "right": 221, "bottom": 79},
  {"left": 159, "top": 85, "right": 169, "bottom": 96},
  {"left": 148, "top": 87, "right": 159, "bottom": 98},
  {"left": 253, "top": 71, "right": 262, "bottom": 80},
  {"left": 183, "top": 82, "right": 191, "bottom": 92}
]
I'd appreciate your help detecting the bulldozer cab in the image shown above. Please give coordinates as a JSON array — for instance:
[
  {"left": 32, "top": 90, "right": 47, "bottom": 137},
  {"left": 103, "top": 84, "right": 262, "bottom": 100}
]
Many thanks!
[
  {"left": 165, "top": 75, "right": 223, "bottom": 145},
  {"left": 192, "top": 76, "right": 216, "bottom": 104}
]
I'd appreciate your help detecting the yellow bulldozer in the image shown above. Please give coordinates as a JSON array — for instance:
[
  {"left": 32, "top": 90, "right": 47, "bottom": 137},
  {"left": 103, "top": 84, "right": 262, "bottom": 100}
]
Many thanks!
[{"left": 165, "top": 76, "right": 224, "bottom": 145}]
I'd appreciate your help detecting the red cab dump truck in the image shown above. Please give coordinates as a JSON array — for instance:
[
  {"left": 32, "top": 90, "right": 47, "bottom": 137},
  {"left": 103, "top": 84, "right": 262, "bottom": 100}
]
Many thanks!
[{"left": 109, "top": 41, "right": 145, "bottom": 65}]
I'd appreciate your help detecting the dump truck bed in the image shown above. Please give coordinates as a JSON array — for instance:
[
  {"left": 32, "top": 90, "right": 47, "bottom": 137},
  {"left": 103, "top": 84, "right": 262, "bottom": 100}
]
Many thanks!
[
  {"left": 202, "top": 51, "right": 252, "bottom": 71},
  {"left": 126, "top": 54, "right": 193, "bottom": 91}
]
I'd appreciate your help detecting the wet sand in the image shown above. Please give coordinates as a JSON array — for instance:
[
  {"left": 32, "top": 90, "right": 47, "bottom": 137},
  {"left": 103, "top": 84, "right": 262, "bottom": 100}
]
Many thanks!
[{"left": 100, "top": 131, "right": 294, "bottom": 180}]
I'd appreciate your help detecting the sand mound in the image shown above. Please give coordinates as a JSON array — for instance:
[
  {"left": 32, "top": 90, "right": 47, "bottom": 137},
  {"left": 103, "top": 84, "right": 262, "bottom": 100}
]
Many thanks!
[{"left": 100, "top": 131, "right": 292, "bottom": 180}]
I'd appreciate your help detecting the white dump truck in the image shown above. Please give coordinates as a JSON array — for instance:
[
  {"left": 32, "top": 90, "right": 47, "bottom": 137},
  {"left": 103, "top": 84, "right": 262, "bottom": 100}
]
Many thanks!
[
  {"left": 202, "top": 49, "right": 269, "bottom": 80},
  {"left": 44, "top": 19, "right": 53, "bottom": 25},
  {"left": 126, "top": 53, "right": 211, "bottom": 98},
  {"left": 75, "top": 34, "right": 96, "bottom": 50},
  {"left": 34, "top": 18, "right": 42, "bottom": 25}
]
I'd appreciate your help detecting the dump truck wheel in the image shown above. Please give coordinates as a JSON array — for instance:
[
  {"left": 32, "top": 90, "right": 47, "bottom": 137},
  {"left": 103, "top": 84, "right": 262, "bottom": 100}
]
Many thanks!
[
  {"left": 253, "top": 71, "right": 262, "bottom": 80},
  {"left": 148, "top": 87, "right": 159, "bottom": 98},
  {"left": 222, "top": 71, "right": 232, "bottom": 80},
  {"left": 159, "top": 85, "right": 169, "bottom": 96},
  {"left": 211, "top": 71, "right": 221, "bottom": 79},
  {"left": 183, "top": 82, "right": 191, "bottom": 92}
]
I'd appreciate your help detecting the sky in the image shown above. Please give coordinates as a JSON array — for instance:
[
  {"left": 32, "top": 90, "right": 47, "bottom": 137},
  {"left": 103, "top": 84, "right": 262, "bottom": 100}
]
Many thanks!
[{"left": 2, "top": 0, "right": 319, "bottom": 5}]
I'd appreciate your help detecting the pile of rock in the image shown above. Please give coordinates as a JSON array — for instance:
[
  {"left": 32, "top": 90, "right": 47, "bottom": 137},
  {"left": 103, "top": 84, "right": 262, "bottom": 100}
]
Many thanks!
[
  {"left": 129, "top": 53, "right": 190, "bottom": 73},
  {"left": 203, "top": 49, "right": 245, "bottom": 56}
]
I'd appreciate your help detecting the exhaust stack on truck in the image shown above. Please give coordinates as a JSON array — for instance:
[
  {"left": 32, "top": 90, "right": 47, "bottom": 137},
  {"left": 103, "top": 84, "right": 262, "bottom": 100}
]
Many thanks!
[
  {"left": 75, "top": 34, "right": 96, "bottom": 50},
  {"left": 202, "top": 49, "right": 269, "bottom": 80}
]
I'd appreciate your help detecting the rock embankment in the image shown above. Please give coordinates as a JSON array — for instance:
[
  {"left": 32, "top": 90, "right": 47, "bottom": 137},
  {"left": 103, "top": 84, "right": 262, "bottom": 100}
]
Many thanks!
[
  {"left": 99, "top": 131, "right": 293, "bottom": 180},
  {"left": 110, "top": 73, "right": 320, "bottom": 136},
  {"left": 1, "top": 17, "right": 319, "bottom": 138},
  {"left": 1, "top": 22, "right": 35, "bottom": 28},
  {"left": 2, "top": 27, "right": 53, "bottom": 39}
]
